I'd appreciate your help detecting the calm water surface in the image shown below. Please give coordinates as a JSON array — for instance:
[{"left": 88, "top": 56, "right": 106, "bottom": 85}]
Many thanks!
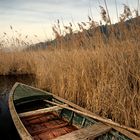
[{"left": 0, "top": 75, "right": 35, "bottom": 140}]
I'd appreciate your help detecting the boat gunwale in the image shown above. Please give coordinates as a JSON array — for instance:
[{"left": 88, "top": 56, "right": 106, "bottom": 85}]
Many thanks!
[{"left": 9, "top": 82, "right": 33, "bottom": 140}]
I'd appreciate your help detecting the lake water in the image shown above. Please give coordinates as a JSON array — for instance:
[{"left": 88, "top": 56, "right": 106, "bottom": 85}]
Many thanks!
[{"left": 0, "top": 75, "right": 35, "bottom": 140}]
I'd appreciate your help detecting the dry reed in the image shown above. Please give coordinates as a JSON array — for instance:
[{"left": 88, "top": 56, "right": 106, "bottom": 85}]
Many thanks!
[{"left": 0, "top": 4, "right": 140, "bottom": 130}]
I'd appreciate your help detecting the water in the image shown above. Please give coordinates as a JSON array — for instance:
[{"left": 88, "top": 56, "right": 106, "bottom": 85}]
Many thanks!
[{"left": 0, "top": 75, "right": 35, "bottom": 140}]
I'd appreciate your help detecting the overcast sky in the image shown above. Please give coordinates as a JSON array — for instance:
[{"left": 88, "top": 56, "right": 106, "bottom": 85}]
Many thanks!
[{"left": 0, "top": 0, "right": 139, "bottom": 42}]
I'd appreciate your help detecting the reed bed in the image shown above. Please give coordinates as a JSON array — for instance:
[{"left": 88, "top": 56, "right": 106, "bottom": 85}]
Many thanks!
[
  {"left": 0, "top": 51, "right": 34, "bottom": 75},
  {"left": 34, "top": 43, "right": 140, "bottom": 129},
  {"left": 0, "top": 4, "right": 140, "bottom": 129},
  {"left": 0, "top": 39, "right": 140, "bottom": 129}
]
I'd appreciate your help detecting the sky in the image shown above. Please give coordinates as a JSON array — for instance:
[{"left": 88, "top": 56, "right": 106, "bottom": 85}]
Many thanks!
[{"left": 0, "top": 0, "right": 139, "bottom": 43}]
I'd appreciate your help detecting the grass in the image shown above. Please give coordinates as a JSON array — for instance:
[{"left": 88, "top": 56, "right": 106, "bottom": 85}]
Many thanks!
[{"left": 0, "top": 4, "right": 140, "bottom": 130}]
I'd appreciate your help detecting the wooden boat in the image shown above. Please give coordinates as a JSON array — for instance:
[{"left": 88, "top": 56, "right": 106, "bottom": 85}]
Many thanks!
[{"left": 9, "top": 82, "right": 140, "bottom": 140}]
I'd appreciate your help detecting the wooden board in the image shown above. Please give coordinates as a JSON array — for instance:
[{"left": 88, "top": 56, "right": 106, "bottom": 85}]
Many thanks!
[
  {"left": 110, "top": 126, "right": 140, "bottom": 140},
  {"left": 19, "top": 104, "right": 67, "bottom": 118},
  {"left": 21, "top": 112, "right": 78, "bottom": 140},
  {"left": 54, "top": 123, "right": 111, "bottom": 140}
]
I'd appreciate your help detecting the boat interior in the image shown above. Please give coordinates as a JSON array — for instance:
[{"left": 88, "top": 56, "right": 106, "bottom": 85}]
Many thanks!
[
  {"left": 12, "top": 84, "right": 135, "bottom": 140},
  {"left": 15, "top": 99, "right": 111, "bottom": 140}
]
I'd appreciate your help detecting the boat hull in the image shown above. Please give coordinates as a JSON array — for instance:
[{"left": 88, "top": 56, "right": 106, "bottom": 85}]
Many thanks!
[{"left": 9, "top": 82, "right": 140, "bottom": 140}]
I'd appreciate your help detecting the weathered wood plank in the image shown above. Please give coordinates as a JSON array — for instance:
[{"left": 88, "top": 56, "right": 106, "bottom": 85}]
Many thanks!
[
  {"left": 19, "top": 104, "right": 67, "bottom": 118},
  {"left": 54, "top": 123, "right": 111, "bottom": 140},
  {"left": 9, "top": 83, "right": 33, "bottom": 140},
  {"left": 110, "top": 126, "right": 140, "bottom": 140},
  {"left": 31, "top": 122, "right": 68, "bottom": 136}
]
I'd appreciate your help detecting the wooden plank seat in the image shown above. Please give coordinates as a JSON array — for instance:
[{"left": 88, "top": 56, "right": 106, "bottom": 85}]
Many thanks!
[
  {"left": 19, "top": 104, "right": 67, "bottom": 118},
  {"left": 54, "top": 123, "right": 111, "bottom": 140}
]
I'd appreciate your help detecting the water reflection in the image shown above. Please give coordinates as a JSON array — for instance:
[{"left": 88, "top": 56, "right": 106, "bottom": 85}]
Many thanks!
[{"left": 0, "top": 75, "right": 35, "bottom": 140}]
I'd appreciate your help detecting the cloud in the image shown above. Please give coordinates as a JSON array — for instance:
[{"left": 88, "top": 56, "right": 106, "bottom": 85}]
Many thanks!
[
  {"left": 0, "top": 0, "right": 138, "bottom": 41},
  {"left": 0, "top": 0, "right": 91, "bottom": 24}
]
